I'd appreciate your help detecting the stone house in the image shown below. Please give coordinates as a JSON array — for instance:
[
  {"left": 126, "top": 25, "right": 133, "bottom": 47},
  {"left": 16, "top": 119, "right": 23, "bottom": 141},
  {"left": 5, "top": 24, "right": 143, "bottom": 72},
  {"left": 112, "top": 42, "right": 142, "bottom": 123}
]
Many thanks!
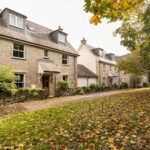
[
  {"left": 78, "top": 38, "right": 149, "bottom": 87},
  {"left": 0, "top": 8, "right": 78, "bottom": 96},
  {"left": 78, "top": 38, "right": 119, "bottom": 86}
]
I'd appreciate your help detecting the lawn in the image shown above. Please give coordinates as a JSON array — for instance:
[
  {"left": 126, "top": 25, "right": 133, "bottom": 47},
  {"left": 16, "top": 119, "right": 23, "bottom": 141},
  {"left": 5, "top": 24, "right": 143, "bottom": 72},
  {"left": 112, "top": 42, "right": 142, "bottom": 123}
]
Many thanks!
[{"left": 0, "top": 89, "right": 150, "bottom": 149}]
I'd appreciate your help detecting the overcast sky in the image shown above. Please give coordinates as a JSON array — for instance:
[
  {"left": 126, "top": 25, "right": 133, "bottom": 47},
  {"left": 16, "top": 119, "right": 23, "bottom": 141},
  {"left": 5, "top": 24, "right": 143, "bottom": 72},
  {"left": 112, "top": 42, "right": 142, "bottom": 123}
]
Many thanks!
[{"left": 1, "top": 0, "right": 129, "bottom": 56}]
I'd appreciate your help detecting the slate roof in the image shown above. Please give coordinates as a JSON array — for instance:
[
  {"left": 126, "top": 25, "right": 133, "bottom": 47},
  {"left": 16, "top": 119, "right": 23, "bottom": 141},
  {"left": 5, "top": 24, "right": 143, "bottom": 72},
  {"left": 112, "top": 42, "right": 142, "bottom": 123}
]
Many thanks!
[
  {"left": 0, "top": 8, "right": 78, "bottom": 56},
  {"left": 77, "top": 64, "right": 98, "bottom": 78},
  {"left": 85, "top": 44, "right": 117, "bottom": 65}
]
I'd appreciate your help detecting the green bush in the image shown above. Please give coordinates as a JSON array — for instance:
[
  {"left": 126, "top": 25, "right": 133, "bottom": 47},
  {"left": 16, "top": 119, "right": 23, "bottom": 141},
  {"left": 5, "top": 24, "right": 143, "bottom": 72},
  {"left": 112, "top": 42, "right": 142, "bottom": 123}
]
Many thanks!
[
  {"left": 58, "top": 80, "right": 70, "bottom": 90},
  {"left": 0, "top": 88, "right": 48, "bottom": 105},
  {"left": 143, "top": 82, "right": 149, "bottom": 87},
  {"left": 120, "top": 82, "right": 129, "bottom": 89},
  {"left": 83, "top": 87, "right": 91, "bottom": 93},
  {"left": 78, "top": 87, "right": 85, "bottom": 95},
  {"left": 0, "top": 66, "right": 18, "bottom": 95},
  {"left": 112, "top": 83, "right": 119, "bottom": 89},
  {"left": 89, "top": 84, "right": 97, "bottom": 92}
]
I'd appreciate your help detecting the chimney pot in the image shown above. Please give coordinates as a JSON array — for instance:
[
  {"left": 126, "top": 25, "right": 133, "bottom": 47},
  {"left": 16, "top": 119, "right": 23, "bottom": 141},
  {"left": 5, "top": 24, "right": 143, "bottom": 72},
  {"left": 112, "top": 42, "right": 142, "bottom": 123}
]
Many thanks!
[{"left": 81, "top": 37, "right": 86, "bottom": 45}]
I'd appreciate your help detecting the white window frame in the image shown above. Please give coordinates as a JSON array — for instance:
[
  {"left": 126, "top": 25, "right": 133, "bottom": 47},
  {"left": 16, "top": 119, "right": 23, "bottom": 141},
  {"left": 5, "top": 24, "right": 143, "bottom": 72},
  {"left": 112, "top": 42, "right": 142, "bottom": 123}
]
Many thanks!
[
  {"left": 62, "top": 54, "right": 69, "bottom": 65},
  {"left": 58, "top": 33, "right": 66, "bottom": 43},
  {"left": 14, "top": 73, "right": 25, "bottom": 88},
  {"left": 9, "top": 14, "right": 23, "bottom": 29},
  {"left": 12, "top": 43, "right": 25, "bottom": 59}
]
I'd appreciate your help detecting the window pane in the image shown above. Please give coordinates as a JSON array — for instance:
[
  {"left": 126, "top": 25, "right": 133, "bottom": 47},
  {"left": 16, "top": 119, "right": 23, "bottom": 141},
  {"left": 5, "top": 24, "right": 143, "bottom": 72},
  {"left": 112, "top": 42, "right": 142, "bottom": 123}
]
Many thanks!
[
  {"left": 14, "top": 43, "right": 19, "bottom": 50},
  {"left": 17, "top": 17, "right": 23, "bottom": 28},
  {"left": 19, "top": 45, "right": 24, "bottom": 51},
  {"left": 10, "top": 14, "right": 16, "bottom": 26},
  {"left": 14, "top": 74, "right": 24, "bottom": 88},
  {"left": 62, "top": 60, "right": 67, "bottom": 64},
  {"left": 13, "top": 43, "right": 24, "bottom": 58},
  {"left": 58, "top": 34, "right": 65, "bottom": 43},
  {"left": 13, "top": 50, "right": 19, "bottom": 57},
  {"left": 63, "top": 75, "right": 68, "bottom": 81},
  {"left": 19, "top": 51, "right": 24, "bottom": 58}
]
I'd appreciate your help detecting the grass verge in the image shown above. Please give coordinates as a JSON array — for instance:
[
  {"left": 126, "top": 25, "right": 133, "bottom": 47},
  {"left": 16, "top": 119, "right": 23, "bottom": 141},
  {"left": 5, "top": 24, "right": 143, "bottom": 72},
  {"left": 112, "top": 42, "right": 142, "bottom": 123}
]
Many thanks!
[{"left": 0, "top": 89, "right": 150, "bottom": 149}]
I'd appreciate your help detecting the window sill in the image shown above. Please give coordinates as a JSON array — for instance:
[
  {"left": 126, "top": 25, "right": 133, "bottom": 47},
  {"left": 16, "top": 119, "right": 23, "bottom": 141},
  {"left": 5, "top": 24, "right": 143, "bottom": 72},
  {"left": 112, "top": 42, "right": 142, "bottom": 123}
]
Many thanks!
[
  {"left": 43, "top": 56, "right": 49, "bottom": 59},
  {"left": 12, "top": 57, "right": 26, "bottom": 60},
  {"left": 10, "top": 24, "right": 23, "bottom": 30}
]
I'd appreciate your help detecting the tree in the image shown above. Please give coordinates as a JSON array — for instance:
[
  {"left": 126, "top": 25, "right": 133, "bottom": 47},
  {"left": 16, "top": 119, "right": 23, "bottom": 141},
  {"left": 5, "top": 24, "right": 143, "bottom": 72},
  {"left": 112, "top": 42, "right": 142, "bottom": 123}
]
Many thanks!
[
  {"left": 0, "top": 66, "right": 18, "bottom": 95},
  {"left": 117, "top": 51, "right": 149, "bottom": 75},
  {"left": 116, "top": 4, "right": 150, "bottom": 75},
  {"left": 84, "top": 0, "right": 145, "bottom": 25}
]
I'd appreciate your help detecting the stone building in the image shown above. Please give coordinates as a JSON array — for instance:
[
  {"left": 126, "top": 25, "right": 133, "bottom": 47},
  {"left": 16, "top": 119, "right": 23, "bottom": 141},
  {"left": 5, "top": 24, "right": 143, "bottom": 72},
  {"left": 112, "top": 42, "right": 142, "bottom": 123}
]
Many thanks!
[
  {"left": 78, "top": 38, "right": 119, "bottom": 86},
  {"left": 0, "top": 8, "right": 78, "bottom": 96},
  {"left": 78, "top": 38, "right": 149, "bottom": 87}
]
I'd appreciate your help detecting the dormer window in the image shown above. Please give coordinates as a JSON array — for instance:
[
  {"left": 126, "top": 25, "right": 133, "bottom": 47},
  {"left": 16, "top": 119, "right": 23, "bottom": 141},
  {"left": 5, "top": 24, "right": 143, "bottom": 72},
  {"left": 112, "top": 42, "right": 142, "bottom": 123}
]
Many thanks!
[
  {"left": 58, "top": 33, "right": 66, "bottom": 43},
  {"left": 9, "top": 14, "right": 23, "bottom": 29}
]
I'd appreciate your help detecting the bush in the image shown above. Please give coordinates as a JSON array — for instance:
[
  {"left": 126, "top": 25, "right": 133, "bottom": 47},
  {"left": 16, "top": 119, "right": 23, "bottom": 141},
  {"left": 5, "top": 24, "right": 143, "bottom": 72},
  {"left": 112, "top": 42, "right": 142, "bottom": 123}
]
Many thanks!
[
  {"left": 89, "top": 84, "right": 97, "bottom": 92},
  {"left": 78, "top": 87, "right": 85, "bottom": 95},
  {"left": 120, "top": 82, "right": 129, "bottom": 89},
  {"left": 143, "top": 82, "right": 149, "bottom": 87},
  {"left": 0, "top": 66, "right": 18, "bottom": 95},
  {"left": 83, "top": 87, "right": 91, "bottom": 93},
  {"left": 58, "top": 80, "right": 70, "bottom": 90},
  {"left": 0, "top": 88, "right": 48, "bottom": 105},
  {"left": 112, "top": 83, "right": 119, "bottom": 89}
]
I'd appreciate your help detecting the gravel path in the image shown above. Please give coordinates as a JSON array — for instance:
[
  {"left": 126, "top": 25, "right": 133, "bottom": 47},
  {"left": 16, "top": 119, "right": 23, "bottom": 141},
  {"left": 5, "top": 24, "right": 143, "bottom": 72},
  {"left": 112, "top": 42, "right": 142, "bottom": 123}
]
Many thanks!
[{"left": 0, "top": 89, "right": 130, "bottom": 117}]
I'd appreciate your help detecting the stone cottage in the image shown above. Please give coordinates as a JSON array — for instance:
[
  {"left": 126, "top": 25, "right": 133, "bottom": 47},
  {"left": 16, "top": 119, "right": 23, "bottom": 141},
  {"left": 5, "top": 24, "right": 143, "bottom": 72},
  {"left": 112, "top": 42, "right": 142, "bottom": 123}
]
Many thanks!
[{"left": 0, "top": 8, "right": 78, "bottom": 96}]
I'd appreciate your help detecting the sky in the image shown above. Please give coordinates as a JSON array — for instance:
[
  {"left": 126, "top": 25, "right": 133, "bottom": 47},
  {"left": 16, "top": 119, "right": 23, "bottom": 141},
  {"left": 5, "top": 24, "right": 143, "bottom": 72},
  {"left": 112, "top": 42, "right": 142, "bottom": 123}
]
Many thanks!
[{"left": 0, "top": 0, "right": 129, "bottom": 56}]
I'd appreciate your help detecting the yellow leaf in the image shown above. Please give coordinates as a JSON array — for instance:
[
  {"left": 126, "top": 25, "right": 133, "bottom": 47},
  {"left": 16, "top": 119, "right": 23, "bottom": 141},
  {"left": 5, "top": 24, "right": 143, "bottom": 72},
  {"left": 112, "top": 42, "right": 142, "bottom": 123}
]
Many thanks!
[{"left": 108, "top": 137, "right": 114, "bottom": 143}]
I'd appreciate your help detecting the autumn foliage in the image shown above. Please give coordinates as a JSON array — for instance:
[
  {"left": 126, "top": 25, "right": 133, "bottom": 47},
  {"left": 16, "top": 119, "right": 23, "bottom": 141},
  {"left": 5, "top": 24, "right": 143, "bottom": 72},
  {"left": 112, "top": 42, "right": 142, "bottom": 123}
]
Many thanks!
[
  {"left": 0, "top": 89, "right": 150, "bottom": 149},
  {"left": 84, "top": 0, "right": 145, "bottom": 25}
]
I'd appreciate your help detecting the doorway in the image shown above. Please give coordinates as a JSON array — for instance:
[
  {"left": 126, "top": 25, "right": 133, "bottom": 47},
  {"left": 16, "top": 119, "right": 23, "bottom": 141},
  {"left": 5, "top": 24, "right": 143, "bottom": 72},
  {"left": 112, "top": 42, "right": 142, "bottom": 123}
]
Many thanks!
[
  {"left": 42, "top": 75, "right": 49, "bottom": 90},
  {"left": 42, "top": 74, "right": 55, "bottom": 97}
]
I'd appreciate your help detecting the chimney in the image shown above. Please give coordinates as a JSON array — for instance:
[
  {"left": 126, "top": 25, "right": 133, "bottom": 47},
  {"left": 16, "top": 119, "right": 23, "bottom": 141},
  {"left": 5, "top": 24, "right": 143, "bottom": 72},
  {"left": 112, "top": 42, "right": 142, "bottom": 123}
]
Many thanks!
[
  {"left": 81, "top": 37, "right": 86, "bottom": 45},
  {"left": 58, "top": 26, "right": 63, "bottom": 31}
]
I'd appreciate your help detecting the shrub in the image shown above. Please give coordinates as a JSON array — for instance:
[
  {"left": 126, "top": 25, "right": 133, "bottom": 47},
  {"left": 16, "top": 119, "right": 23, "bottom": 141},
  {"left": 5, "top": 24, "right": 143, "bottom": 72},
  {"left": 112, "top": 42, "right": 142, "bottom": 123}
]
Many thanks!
[
  {"left": 0, "top": 88, "right": 48, "bottom": 105},
  {"left": 58, "top": 80, "right": 70, "bottom": 90},
  {"left": 0, "top": 66, "right": 18, "bottom": 95},
  {"left": 89, "top": 84, "right": 97, "bottom": 92},
  {"left": 112, "top": 83, "right": 119, "bottom": 89},
  {"left": 83, "top": 87, "right": 91, "bottom": 93},
  {"left": 143, "top": 82, "right": 149, "bottom": 87},
  {"left": 120, "top": 82, "right": 129, "bottom": 89}
]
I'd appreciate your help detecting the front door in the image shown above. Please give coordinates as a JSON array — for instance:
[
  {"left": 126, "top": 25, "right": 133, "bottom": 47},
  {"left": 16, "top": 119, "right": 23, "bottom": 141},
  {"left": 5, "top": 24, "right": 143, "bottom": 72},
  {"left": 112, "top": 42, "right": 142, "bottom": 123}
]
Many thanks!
[
  {"left": 42, "top": 74, "right": 55, "bottom": 97},
  {"left": 42, "top": 75, "right": 49, "bottom": 90}
]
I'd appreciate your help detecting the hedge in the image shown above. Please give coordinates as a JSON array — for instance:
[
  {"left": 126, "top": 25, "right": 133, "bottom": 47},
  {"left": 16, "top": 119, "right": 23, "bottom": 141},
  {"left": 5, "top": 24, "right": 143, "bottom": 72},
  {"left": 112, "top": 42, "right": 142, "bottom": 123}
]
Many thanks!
[{"left": 0, "top": 88, "right": 48, "bottom": 105}]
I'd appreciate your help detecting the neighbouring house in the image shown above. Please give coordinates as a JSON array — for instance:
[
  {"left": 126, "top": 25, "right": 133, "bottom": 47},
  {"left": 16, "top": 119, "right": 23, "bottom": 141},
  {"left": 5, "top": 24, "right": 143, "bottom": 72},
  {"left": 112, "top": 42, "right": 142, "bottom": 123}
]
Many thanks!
[
  {"left": 77, "top": 64, "right": 98, "bottom": 87},
  {"left": 78, "top": 38, "right": 149, "bottom": 87},
  {"left": 0, "top": 8, "right": 78, "bottom": 96},
  {"left": 78, "top": 38, "right": 119, "bottom": 86}
]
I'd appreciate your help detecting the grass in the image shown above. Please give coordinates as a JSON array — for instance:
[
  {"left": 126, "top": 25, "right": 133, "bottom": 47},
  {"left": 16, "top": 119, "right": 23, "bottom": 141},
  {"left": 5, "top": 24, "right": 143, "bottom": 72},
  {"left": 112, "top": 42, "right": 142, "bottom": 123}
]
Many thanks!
[{"left": 0, "top": 89, "right": 150, "bottom": 149}]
